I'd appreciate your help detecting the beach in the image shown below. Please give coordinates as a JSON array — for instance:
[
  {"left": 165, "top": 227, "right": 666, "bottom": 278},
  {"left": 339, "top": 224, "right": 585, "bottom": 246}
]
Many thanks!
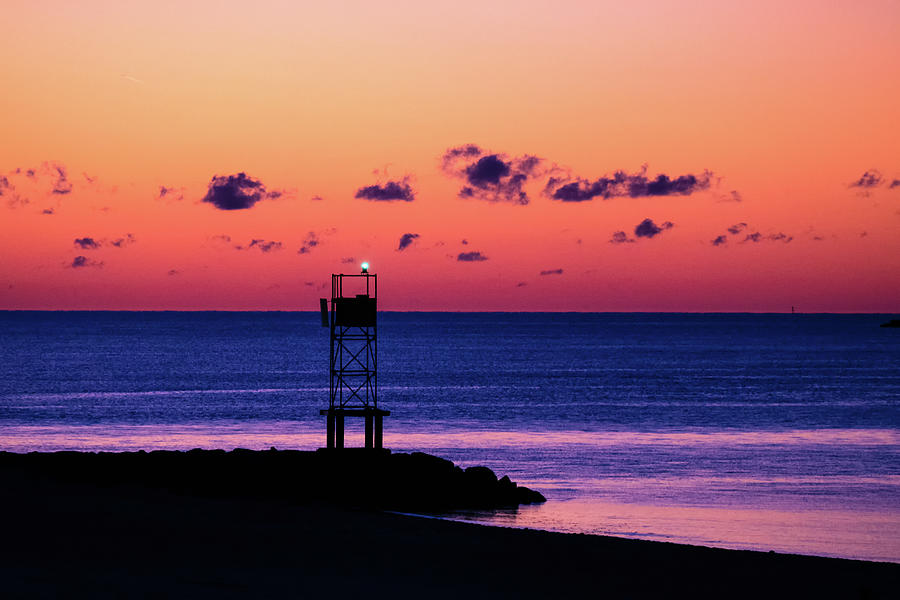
[{"left": 3, "top": 451, "right": 898, "bottom": 599}]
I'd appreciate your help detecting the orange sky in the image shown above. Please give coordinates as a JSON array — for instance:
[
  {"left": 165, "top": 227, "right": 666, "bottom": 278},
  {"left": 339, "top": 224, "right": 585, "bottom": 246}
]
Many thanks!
[{"left": 2, "top": 0, "right": 899, "bottom": 311}]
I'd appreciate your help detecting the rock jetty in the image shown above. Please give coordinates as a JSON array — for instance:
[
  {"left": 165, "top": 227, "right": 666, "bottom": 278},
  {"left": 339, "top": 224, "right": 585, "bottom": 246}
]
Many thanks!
[{"left": 0, "top": 448, "right": 545, "bottom": 510}]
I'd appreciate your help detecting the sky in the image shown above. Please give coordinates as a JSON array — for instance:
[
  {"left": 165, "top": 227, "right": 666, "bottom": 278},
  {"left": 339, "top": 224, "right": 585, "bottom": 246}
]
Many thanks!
[{"left": 2, "top": 0, "right": 899, "bottom": 311}]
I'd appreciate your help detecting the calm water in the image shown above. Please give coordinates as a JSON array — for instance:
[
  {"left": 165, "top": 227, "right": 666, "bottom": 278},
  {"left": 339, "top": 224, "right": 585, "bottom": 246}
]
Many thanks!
[{"left": 1, "top": 311, "right": 899, "bottom": 562}]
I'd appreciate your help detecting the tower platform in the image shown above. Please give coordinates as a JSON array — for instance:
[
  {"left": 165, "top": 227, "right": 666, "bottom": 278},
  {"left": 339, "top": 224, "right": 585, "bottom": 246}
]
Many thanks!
[{"left": 319, "top": 407, "right": 390, "bottom": 449}]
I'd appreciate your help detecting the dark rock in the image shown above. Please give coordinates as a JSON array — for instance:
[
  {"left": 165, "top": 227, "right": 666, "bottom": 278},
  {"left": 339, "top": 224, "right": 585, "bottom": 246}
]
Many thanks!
[
  {"left": 463, "top": 465, "right": 498, "bottom": 486},
  {"left": 0, "top": 449, "right": 546, "bottom": 511},
  {"left": 516, "top": 486, "right": 547, "bottom": 504}
]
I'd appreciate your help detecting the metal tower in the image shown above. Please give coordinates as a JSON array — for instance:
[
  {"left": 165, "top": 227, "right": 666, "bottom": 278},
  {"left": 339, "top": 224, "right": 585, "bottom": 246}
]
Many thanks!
[{"left": 319, "top": 264, "right": 389, "bottom": 449}]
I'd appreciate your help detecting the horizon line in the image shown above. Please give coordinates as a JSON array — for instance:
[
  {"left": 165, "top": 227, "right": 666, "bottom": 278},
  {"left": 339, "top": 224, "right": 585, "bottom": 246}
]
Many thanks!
[{"left": 0, "top": 309, "right": 896, "bottom": 316}]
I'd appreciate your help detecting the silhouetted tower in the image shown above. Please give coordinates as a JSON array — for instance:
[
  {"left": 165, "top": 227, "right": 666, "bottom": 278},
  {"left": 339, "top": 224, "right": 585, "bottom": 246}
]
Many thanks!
[{"left": 319, "top": 263, "right": 389, "bottom": 449}]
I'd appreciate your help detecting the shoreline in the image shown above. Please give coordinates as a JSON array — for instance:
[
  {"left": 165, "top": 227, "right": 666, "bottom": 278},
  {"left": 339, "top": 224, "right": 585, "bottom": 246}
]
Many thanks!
[
  {"left": 2, "top": 450, "right": 898, "bottom": 598},
  {"left": 402, "top": 510, "right": 900, "bottom": 566}
]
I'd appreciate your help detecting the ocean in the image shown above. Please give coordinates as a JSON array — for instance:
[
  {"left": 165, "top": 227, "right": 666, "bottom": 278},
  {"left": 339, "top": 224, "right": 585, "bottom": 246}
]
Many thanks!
[{"left": 1, "top": 311, "right": 898, "bottom": 562}]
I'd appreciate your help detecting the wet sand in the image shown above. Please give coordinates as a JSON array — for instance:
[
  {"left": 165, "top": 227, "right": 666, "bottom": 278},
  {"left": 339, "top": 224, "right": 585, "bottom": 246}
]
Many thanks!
[{"left": 2, "top": 453, "right": 898, "bottom": 599}]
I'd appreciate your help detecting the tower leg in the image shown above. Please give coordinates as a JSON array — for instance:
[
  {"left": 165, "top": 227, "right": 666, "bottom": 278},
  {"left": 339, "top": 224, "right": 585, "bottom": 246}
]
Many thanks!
[
  {"left": 326, "top": 412, "right": 335, "bottom": 449},
  {"left": 374, "top": 414, "right": 383, "bottom": 449},
  {"left": 365, "top": 413, "right": 374, "bottom": 449},
  {"left": 336, "top": 414, "right": 344, "bottom": 449}
]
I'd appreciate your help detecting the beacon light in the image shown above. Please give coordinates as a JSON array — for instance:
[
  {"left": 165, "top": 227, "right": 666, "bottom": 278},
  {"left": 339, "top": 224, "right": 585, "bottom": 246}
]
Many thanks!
[{"left": 361, "top": 262, "right": 369, "bottom": 273}]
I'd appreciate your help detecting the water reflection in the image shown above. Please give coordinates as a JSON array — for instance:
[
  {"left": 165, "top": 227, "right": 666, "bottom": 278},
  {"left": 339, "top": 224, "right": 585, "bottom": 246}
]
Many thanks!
[{"left": 435, "top": 500, "right": 900, "bottom": 563}]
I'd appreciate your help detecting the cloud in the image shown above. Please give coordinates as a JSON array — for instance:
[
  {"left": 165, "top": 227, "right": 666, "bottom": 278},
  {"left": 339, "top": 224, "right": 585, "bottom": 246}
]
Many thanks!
[
  {"left": 516, "top": 282, "right": 528, "bottom": 287},
  {"left": 355, "top": 178, "right": 415, "bottom": 202},
  {"left": 890, "top": 180, "right": 900, "bottom": 189},
  {"left": 721, "top": 190, "right": 743, "bottom": 202},
  {"left": 70, "top": 256, "right": 102, "bottom": 269},
  {"left": 311, "top": 195, "right": 324, "bottom": 201},
  {"left": 341, "top": 256, "right": 356, "bottom": 264},
  {"left": 539, "top": 268, "right": 563, "bottom": 276},
  {"left": 167, "top": 269, "right": 180, "bottom": 276},
  {"left": 74, "top": 237, "right": 100, "bottom": 250},
  {"left": 441, "top": 144, "right": 542, "bottom": 205},
  {"left": 440, "top": 144, "right": 482, "bottom": 171},
  {"left": 210, "top": 234, "right": 232, "bottom": 244},
  {"left": 461, "top": 239, "right": 469, "bottom": 245},
  {"left": 49, "top": 163, "right": 72, "bottom": 195},
  {"left": 859, "top": 231, "right": 868, "bottom": 238},
  {"left": 5, "top": 163, "right": 79, "bottom": 203},
  {"left": 298, "top": 232, "right": 320, "bottom": 255},
  {"left": 546, "top": 165, "right": 712, "bottom": 202},
  {"left": 457, "top": 251, "right": 488, "bottom": 262},
  {"left": 157, "top": 186, "right": 184, "bottom": 202},
  {"left": 740, "top": 231, "right": 793, "bottom": 244},
  {"left": 201, "top": 172, "right": 281, "bottom": 210},
  {"left": 236, "top": 239, "right": 283, "bottom": 253},
  {"left": 41, "top": 208, "right": 54, "bottom": 215},
  {"left": 73, "top": 234, "right": 136, "bottom": 249},
  {"left": 634, "top": 218, "right": 674, "bottom": 238},
  {"left": 0, "top": 176, "right": 24, "bottom": 207},
  {"left": 397, "top": 232, "right": 420, "bottom": 251},
  {"left": 850, "top": 170, "right": 883, "bottom": 188},
  {"left": 109, "top": 234, "right": 136, "bottom": 248},
  {"left": 1, "top": 175, "right": 30, "bottom": 208},
  {"left": 609, "top": 231, "right": 634, "bottom": 244},
  {"left": 712, "top": 222, "right": 795, "bottom": 248}
]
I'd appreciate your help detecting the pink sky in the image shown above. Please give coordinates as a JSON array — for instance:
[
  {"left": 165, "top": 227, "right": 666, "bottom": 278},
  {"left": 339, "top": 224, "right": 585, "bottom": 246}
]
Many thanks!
[{"left": 2, "top": 0, "right": 899, "bottom": 311}]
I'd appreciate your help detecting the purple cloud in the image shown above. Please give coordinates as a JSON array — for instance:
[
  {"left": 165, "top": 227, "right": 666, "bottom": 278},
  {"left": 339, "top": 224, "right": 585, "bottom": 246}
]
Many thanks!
[
  {"left": 70, "top": 256, "right": 102, "bottom": 269},
  {"left": 157, "top": 186, "right": 184, "bottom": 202},
  {"left": 202, "top": 172, "right": 280, "bottom": 210},
  {"left": 546, "top": 166, "right": 712, "bottom": 202},
  {"left": 73, "top": 234, "right": 135, "bottom": 249},
  {"left": 740, "top": 231, "right": 793, "bottom": 244},
  {"left": 441, "top": 144, "right": 542, "bottom": 205},
  {"left": 397, "top": 233, "right": 420, "bottom": 251},
  {"left": 238, "top": 239, "right": 283, "bottom": 253},
  {"left": 609, "top": 231, "right": 634, "bottom": 244},
  {"left": 850, "top": 170, "right": 883, "bottom": 188},
  {"left": 109, "top": 234, "right": 136, "bottom": 248},
  {"left": 634, "top": 218, "right": 674, "bottom": 238},
  {"left": 457, "top": 251, "right": 489, "bottom": 262},
  {"left": 74, "top": 237, "right": 100, "bottom": 250},
  {"left": 355, "top": 178, "right": 415, "bottom": 202},
  {"left": 50, "top": 163, "right": 72, "bottom": 195},
  {"left": 298, "top": 232, "right": 320, "bottom": 255}
]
